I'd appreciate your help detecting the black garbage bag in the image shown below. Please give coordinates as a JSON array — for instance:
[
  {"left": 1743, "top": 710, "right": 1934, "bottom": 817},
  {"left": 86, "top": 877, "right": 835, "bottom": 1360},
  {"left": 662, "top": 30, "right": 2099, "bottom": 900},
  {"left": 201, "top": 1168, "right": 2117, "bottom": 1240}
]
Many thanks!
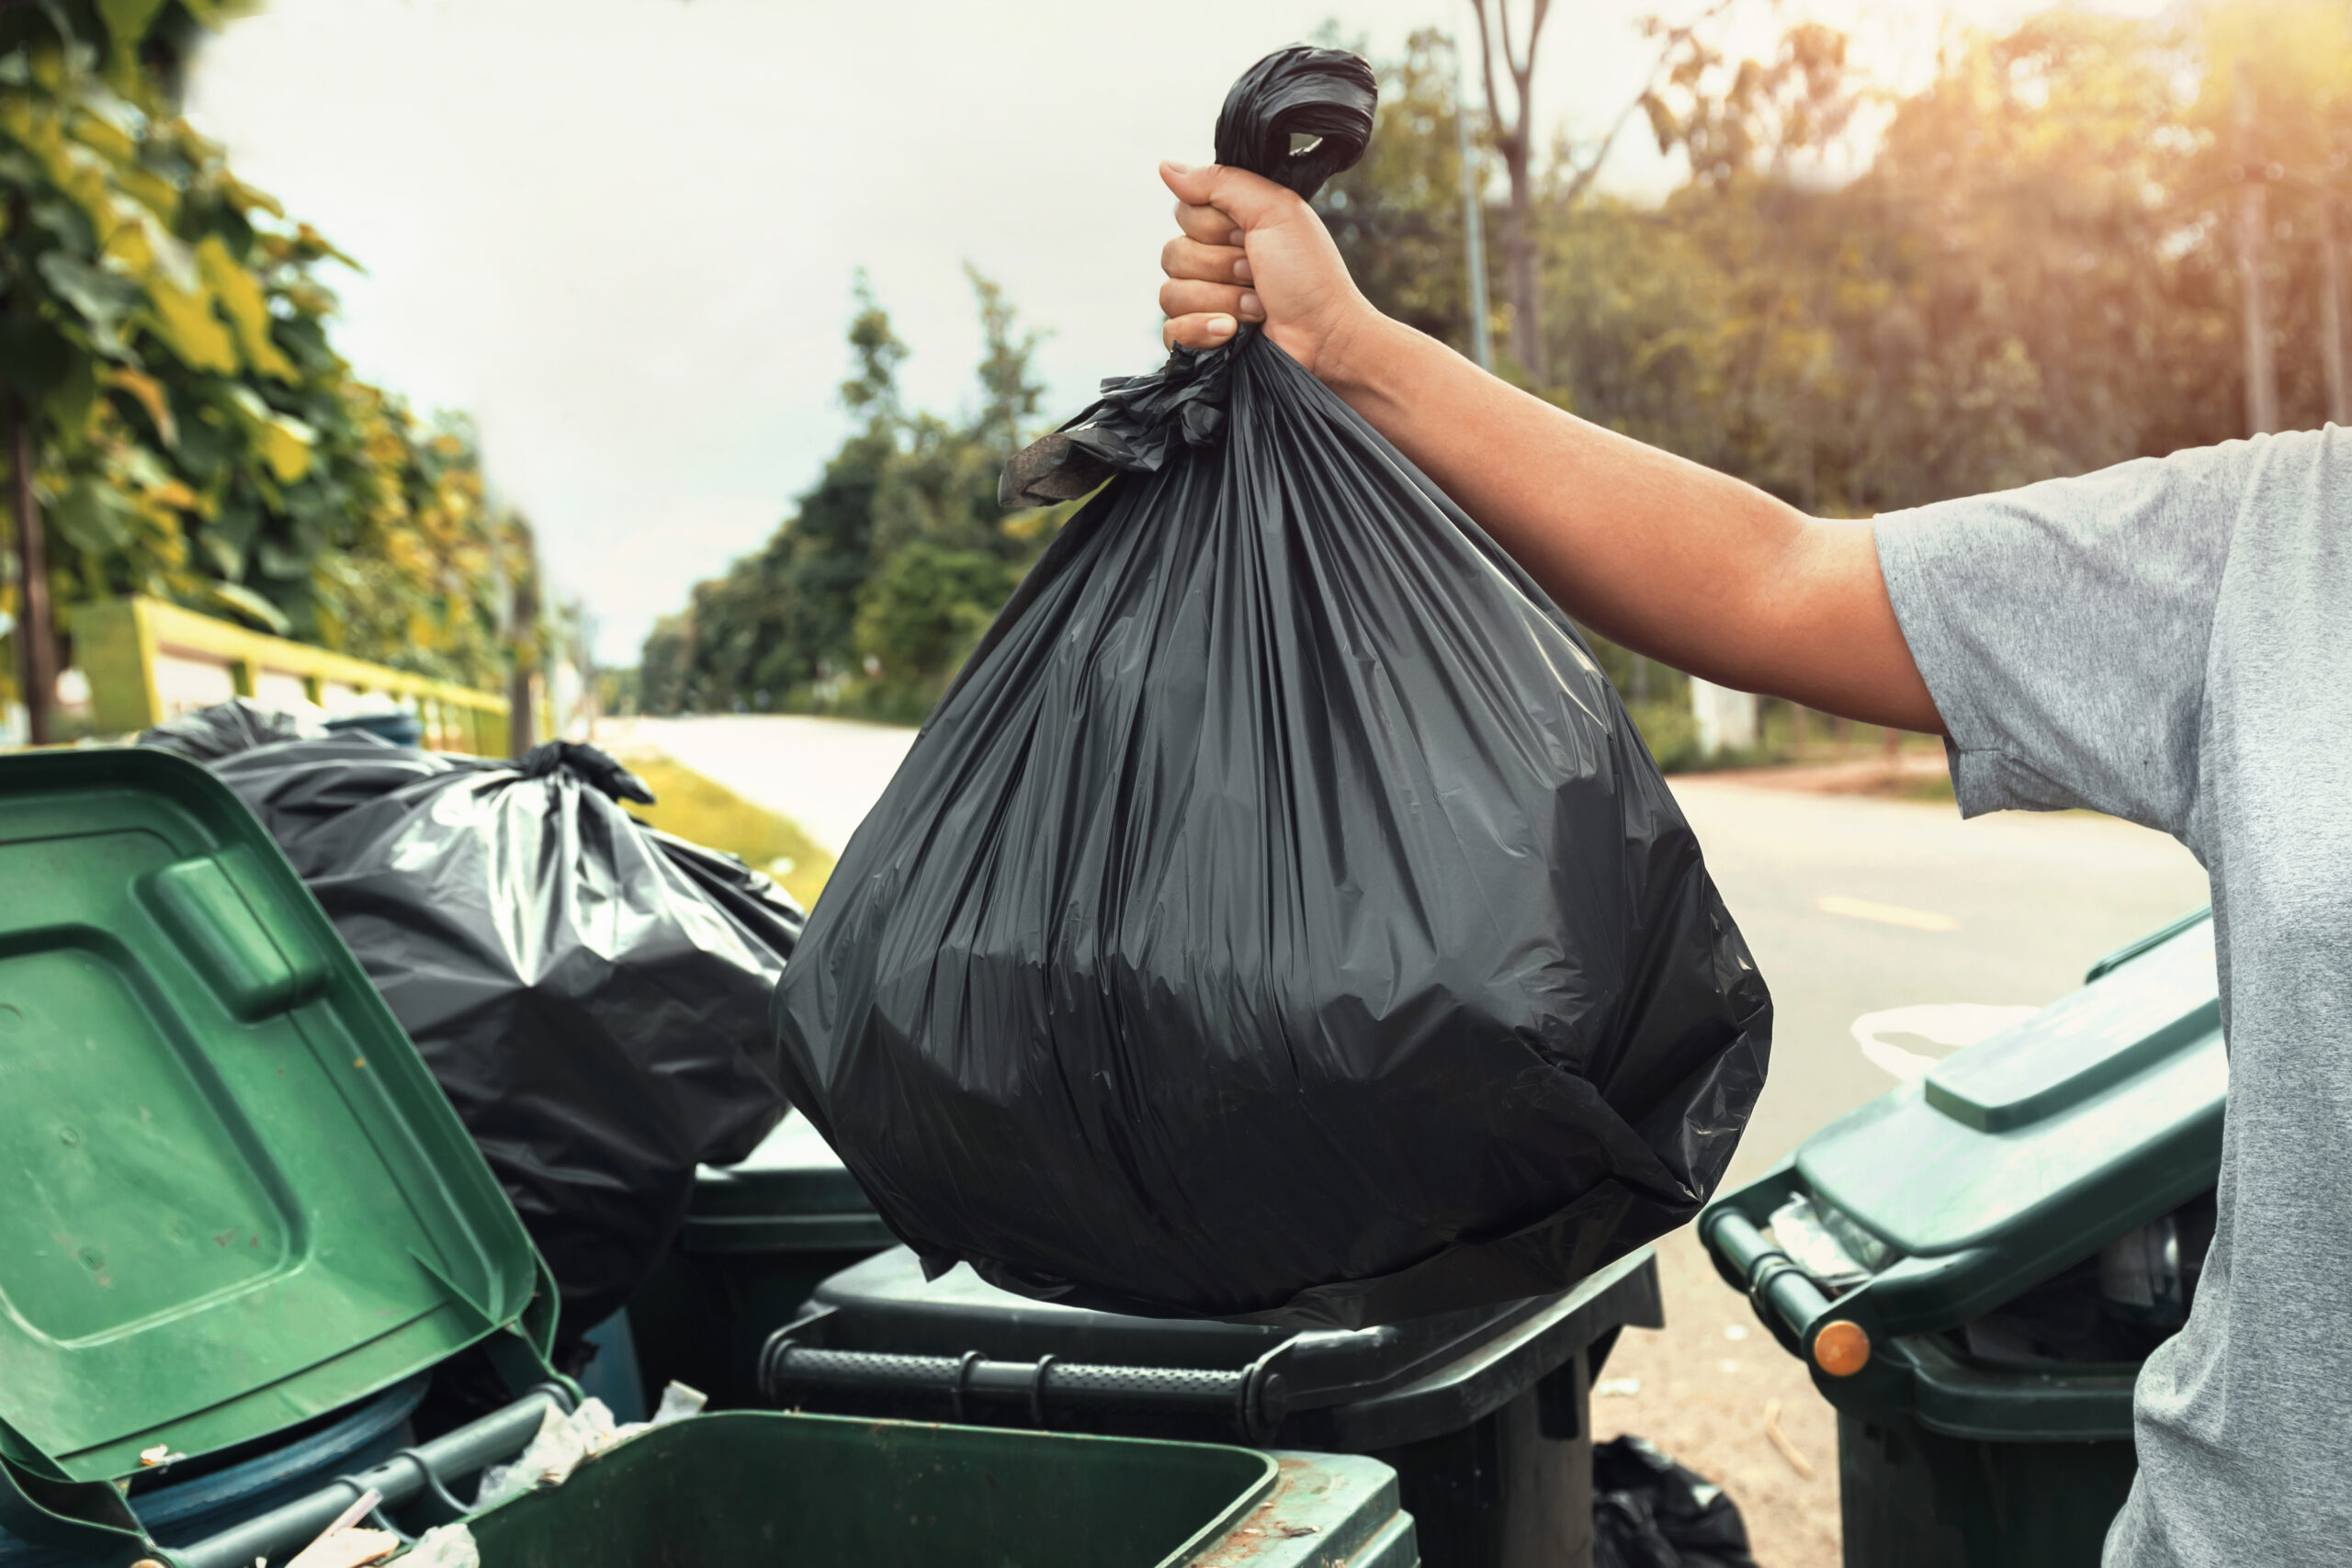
[
  {"left": 140, "top": 695, "right": 322, "bottom": 759},
  {"left": 1593, "top": 1437, "right": 1759, "bottom": 1568},
  {"left": 151, "top": 716, "right": 804, "bottom": 1336},
  {"left": 774, "top": 46, "right": 1770, "bottom": 1326}
]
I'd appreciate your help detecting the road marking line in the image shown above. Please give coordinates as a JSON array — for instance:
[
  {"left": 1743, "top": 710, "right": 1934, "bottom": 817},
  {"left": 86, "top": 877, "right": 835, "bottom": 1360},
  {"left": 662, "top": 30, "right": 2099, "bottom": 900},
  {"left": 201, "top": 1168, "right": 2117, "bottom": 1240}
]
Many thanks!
[{"left": 1817, "top": 895, "right": 1960, "bottom": 931}]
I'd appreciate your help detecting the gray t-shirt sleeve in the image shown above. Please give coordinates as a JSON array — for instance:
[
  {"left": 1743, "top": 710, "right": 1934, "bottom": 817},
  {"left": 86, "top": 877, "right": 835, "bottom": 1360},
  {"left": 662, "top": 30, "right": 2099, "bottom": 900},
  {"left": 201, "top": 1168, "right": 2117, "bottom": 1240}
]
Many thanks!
[{"left": 1871, "top": 436, "right": 2284, "bottom": 840}]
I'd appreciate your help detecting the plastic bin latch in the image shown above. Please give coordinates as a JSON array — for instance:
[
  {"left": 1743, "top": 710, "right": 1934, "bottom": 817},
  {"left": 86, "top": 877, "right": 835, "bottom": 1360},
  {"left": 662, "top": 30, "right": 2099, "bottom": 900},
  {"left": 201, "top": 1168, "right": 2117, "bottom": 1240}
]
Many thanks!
[{"left": 144, "top": 849, "right": 327, "bottom": 1021}]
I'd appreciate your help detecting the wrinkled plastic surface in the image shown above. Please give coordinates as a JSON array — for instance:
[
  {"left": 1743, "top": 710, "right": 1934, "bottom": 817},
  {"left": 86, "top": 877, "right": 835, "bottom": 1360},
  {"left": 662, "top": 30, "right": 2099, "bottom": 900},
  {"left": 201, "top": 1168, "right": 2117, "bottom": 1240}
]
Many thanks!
[
  {"left": 775, "top": 46, "right": 1770, "bottom": 1327},
  {"left": 144, "top": 716, "right": 804, "bottom": 1336},
  {"left": 1592, "top": 1438, "right": 1758, "bottom": 1568},
  {"left": 139, "top": 695, "right": 322, "bottom": 759}
]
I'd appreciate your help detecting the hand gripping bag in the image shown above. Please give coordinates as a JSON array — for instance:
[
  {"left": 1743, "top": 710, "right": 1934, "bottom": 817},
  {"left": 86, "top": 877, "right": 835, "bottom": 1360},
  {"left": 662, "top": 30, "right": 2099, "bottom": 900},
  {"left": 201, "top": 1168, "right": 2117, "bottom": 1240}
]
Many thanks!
[{"left": 775, "top": 47, "right": 1770, "bottom": 1326}]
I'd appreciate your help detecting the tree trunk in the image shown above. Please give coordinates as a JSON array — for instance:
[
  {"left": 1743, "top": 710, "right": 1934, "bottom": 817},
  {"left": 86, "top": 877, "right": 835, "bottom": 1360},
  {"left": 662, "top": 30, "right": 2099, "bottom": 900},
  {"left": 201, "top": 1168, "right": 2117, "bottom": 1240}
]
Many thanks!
[
  {"left": 2236, "top": 62, "right": 2279, "bottom": 436},
  {"left": 1470, "top": 0, "right": 1552, "bottom": 388},
  {"left": 507, "top": 537, "right": 539, "bottom": 758},
  {"left": 2323, "top": 194, "right": 2350, "bottom": 426},
  {"left": 7, "top": 394, "right": 53, "bottom": 747},
  {"left": 1503, "top": 158, "right": 1544, "bottom": 384},
  {"left": 1453, "top": 42, "right": 1495, "bottom": 373}
]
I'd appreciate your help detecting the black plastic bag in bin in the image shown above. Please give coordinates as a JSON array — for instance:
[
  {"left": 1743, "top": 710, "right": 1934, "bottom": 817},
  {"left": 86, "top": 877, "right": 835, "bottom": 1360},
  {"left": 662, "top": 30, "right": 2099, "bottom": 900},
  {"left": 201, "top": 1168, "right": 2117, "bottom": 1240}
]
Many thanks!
[
  {"left": 153, "top": 722, "right": 804, "bottom": 1337},
  {"left": 775, "top": 47, "right": 1770, "bottom": 1326}
]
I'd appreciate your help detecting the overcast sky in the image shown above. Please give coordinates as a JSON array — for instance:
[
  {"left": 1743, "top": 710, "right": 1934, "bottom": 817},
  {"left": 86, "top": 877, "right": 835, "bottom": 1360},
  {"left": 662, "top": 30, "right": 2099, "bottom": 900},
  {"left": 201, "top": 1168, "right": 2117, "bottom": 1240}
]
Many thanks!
[{"left": 184, "top": 0, "right": 2166, "bottom": 662}]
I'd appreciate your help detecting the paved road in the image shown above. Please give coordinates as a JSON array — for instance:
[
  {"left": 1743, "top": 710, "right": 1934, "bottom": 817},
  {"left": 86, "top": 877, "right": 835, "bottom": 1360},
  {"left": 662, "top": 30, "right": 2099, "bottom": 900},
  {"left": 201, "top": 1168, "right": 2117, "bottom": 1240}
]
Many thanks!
[
  {"left": 618, "top": 714, "right": 2211, "bottom": 1178},
  {"left": 1671, "top": 779, "right": 2210, "bottom": 1182},
  {"left": 612, "top": 715, "right": 919, "bottom": 858}
]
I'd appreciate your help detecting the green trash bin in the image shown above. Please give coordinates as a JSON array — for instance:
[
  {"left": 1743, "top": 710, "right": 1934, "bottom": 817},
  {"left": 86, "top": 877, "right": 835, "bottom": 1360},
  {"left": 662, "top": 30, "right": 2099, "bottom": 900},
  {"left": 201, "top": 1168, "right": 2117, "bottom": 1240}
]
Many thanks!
[
  {"left": 0, "top": 748, "right": 571, "bottom": 1568},
  {"left": 1699, "top": 908, "right": 2222, "bottom": 1568},
  {"left": 460, "top": 1411, "right": 1416, "bottom": 1568},
  {"left": 626, "top": 1110, "right": 896, "bottom": 1409}
]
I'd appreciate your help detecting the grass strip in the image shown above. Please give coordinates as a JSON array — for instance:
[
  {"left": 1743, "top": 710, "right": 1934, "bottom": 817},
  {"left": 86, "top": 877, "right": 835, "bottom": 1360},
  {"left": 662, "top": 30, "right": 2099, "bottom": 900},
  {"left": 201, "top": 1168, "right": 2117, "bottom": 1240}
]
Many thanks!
[{"left": 624, "top": 753, "right": 837, "bottom": 910}]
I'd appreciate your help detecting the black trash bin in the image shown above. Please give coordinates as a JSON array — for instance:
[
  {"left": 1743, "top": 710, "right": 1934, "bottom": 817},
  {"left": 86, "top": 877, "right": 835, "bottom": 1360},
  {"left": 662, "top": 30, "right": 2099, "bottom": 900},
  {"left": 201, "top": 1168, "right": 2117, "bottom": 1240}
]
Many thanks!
[
  {"left": 759, "top": 1243, "right": 1662, "bottom": 1568},
  {"left": 627, "top": 1110, "right": 898, "bottom": 1409},
  {"left": 1701, "top": 908, "right": 2222, "bottom": 1568}
]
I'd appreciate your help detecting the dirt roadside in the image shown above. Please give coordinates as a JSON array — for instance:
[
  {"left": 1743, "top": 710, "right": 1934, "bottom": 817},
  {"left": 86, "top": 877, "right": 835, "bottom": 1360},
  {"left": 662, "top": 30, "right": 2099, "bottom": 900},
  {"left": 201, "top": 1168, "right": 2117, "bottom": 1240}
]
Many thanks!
[{"left": 1594, "top": 1227, "right": 1843, "bottom": 1567}]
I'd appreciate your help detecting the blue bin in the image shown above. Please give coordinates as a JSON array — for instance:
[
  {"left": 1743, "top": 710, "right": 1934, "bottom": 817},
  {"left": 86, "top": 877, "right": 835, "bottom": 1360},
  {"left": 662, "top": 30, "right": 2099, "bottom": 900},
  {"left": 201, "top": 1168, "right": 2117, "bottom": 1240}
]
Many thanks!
[
  {"left": 0, "top": 1378, "right": 425, "bottom": 1565},
  {"left": 324, "top": 711, "right": 426, "bottom": 748}
]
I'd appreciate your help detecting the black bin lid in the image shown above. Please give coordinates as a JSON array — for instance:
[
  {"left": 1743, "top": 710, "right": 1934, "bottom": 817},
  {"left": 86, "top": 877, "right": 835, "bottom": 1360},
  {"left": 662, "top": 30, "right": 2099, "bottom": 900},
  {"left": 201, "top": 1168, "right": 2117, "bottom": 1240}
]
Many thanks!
[
  {"left": 685, "top": 1111, "right": 895, "bottom": 1256},
  {"left": 775, "top": 1244, "right": 1660, "bottom": 1450}
]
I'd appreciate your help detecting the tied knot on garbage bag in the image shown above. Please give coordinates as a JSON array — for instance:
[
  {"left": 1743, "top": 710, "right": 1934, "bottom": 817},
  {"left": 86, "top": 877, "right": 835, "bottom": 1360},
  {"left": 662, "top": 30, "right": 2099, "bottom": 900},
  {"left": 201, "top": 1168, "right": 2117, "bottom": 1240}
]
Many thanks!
[
  {"left": 518, "top": 739, "right": 657, "bottom": 805},
  {"left": 1000, "top": 45, "right": 1375, "bottom": 510},
  {"left": 780, "top": 47, "right": 1770, "bottom": 1327},
  {"left": 139, "top": 694, "right": 321, "bottom": 759},
  {"left": 1001, "top": 344, "right": 1237, "bottom": 506}
]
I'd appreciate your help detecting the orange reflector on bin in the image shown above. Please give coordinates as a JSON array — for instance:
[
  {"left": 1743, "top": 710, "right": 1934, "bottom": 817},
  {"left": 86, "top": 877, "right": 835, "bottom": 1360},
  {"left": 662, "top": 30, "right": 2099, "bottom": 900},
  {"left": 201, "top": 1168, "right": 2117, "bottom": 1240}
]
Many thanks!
[{"left": 1813, "top": 1320, "right": 1871, "bottom": 1377}]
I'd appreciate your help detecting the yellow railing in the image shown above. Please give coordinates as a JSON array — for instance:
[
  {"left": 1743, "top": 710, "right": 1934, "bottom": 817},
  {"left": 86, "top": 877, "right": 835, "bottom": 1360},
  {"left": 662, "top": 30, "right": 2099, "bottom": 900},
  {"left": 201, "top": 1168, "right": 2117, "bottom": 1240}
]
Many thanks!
[{"left": 74, "top": 595, "right": 516, "bottom": 754}]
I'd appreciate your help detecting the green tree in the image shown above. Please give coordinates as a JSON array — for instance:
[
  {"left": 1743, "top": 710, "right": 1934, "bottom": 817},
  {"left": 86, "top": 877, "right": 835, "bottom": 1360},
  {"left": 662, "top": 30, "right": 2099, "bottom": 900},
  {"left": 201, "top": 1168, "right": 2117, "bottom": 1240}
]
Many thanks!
[
  {"left": 852, "top": 541, "right": 1014, "bottom": 693},
  {"left": 0, "top": 0, "right": 523, "bottom": 737},
  {"left": 968, "top": 261, "right": 1046, "bottom": 462},
  {"left": 646, "top": 267, "right": 1071, "bottom": 723},
  {"left": 1315, "top": 9, "right": 2294, "bottom": 752},
  {"left": 1316, "top": 28, "right": 1482, "bottom": 355}
]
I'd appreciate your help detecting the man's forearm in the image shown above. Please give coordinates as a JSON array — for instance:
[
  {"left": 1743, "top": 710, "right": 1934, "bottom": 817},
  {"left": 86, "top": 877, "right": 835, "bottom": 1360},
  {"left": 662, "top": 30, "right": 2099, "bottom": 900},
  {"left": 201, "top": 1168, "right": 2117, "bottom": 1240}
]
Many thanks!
[{"left": 1320, "top": 314, "right": 1944, "bottom": 732}]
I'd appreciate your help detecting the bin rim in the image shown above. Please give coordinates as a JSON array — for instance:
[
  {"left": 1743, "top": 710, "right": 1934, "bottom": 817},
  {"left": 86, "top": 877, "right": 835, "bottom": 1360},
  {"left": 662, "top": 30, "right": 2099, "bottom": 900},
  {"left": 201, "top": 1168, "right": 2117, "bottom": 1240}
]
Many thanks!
[
  {"left": 767, "top": 1244, "right": 1661, "bottom": 1450},
  {"left": 458, "top": 1410, "right": 1286, "bottom": 1568}
]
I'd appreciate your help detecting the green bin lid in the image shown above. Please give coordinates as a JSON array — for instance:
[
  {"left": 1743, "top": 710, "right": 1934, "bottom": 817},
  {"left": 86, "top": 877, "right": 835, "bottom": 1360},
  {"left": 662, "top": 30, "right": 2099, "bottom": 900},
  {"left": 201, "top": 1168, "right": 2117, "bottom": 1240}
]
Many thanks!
[
  {"left": 1785, "top": 913, "right": 2222, "bottom": 1337},
  {"left": 0, "top": 749, "right": 549, "bottom": 1487},
  {"left": 684, "top": 1111, "right": 895, "bottom": 1255}
]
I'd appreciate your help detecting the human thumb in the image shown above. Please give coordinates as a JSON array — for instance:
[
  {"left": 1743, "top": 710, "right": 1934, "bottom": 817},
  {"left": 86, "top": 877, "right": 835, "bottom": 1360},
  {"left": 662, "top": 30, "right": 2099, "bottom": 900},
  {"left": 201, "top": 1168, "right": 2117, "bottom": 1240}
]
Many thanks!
[{"left": 1158, "top": 161, "right": 1299, "bottom": 233}]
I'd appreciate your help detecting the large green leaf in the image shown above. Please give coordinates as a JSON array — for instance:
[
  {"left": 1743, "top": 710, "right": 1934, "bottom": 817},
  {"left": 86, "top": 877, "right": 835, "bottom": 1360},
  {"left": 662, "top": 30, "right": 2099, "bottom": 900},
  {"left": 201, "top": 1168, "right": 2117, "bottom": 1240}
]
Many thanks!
[
  {"left": 36, "top": 251, "right": 141, "bottom": 355},
  {"left": 95, "top": 0, "right": 170, "bottom": 53},
  {"left": 0, "top": 11, "right": 517, "bottom": 695},
  {"left": 224, "top": 385, "right": 313, "bottom": 481},
  {"left": 255, "top": 536, "right": 309, "bottom": 581},
  {"left": 207, "top": 581, "right": 292, "bottom": 636},
  {"left": 28, "top": 195, "right": 96, "bottom": 255},
  {"left": 49, "top": 477, "right": 137, "bottom": 554},
  {"left": 145, "top": 275, "right": 238, "bottom": 373},
  {"left": 0, "top": 316, "right": 74, "bottom": 395},
  {"left": 100, "top": 365, "right": 175, "bottom": 446},
  {"left": 197, "top": 527, "right": 241, "bottom": 581},
  {"left": 196, "top": 234, "right": 295, "bottom": 380}
]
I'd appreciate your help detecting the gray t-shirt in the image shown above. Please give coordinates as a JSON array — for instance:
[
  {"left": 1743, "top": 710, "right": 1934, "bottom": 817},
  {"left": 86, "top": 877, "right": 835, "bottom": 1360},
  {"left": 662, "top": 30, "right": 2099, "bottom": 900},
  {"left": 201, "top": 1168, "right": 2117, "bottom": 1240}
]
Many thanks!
[{"left": 1874, "top": 424, "right": 2350, "bottom": 1567}]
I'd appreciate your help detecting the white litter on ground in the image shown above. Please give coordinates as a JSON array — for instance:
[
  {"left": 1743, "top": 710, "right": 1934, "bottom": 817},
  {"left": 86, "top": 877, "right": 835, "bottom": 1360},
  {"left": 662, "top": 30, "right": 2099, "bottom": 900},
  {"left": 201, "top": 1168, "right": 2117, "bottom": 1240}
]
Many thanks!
[
  {"left": 1849, "top": 1002, "right": 2038, "bottom": 1082},
  {"left": 399, "top": 1523, "right": 481, "bottom": 1568}
]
